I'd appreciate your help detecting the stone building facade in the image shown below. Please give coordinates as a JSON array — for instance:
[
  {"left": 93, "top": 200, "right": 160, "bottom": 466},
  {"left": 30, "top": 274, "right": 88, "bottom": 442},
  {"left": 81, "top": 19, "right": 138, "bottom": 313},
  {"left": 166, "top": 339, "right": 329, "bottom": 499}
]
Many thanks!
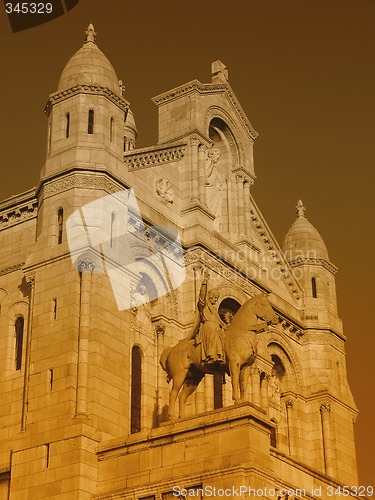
[{"left": 0, "top": 25, "right": 359, "bottom": 499}]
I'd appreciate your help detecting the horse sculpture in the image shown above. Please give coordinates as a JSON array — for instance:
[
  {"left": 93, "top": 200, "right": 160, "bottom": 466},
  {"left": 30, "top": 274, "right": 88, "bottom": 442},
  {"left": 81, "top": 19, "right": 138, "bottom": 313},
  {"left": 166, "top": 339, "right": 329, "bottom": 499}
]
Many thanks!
[{"left": 160, "top": 294, "right": 278, "bottom": 419}]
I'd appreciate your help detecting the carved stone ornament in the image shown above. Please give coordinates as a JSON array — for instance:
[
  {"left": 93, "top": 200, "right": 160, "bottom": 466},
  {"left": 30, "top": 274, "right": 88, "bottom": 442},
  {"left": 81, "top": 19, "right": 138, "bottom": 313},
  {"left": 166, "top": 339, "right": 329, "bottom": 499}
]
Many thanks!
[
  {"left": 155, "top": 324, "right": 166, "bottom": 336},
  {"left": 124, "top": 146, "right": 185, "bottom": 171},
  {"left": 320, "top": 402, "right": 332, "bottom": 413},
  {"left": 77, "top": 257, "right": 95, "bottom": 273},
  {"left": 155, "top": 178, "right": 174, "bottom": 204}
]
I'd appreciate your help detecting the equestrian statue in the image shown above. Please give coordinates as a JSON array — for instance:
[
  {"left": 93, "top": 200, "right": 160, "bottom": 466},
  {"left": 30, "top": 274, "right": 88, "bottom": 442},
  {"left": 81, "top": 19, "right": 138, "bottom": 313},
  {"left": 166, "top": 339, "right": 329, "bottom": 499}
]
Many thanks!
[{"left": 160, "top": 270, "right": 278, "bottom": 419}]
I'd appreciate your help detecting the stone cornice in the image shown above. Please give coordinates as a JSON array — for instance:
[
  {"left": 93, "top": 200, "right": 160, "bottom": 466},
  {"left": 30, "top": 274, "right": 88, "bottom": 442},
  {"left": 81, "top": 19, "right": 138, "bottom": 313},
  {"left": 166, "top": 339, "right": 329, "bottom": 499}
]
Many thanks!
[
  {"left": 249, "top": 200, "right": 303, "bottom": 303},
  {"left": 0, "top": 262, "right": 24, "bottom": 276},
  {"left": 289, "top": 257, "right": 338, "bottom": 275},
  {"left": 39, "top": 170, "right": 126, "bottom": 201},
  {"left": 184, "top": 246, "right": 272, "bottom": 296},
  {"left": 44, "top": 85, "right": 129, "bottom": 116},
  {"left": 158, "top": 129, "right": 211, "bottom": 147},
  {"left": 123, "top": 144, "right": 186, "bottom": 171},
  {"left": 152, "top": 79, "right": 258, "bottom": 140},
  {"left": 0, "top": 198, "right": 38, "bottom": 232}
]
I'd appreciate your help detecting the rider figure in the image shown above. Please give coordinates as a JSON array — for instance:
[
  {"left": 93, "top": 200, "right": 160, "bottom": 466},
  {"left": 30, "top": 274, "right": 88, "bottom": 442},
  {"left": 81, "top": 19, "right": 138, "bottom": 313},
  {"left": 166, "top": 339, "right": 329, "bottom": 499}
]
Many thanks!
[{"left": 196, "top": 270, "right": 226, "bottom": 365}]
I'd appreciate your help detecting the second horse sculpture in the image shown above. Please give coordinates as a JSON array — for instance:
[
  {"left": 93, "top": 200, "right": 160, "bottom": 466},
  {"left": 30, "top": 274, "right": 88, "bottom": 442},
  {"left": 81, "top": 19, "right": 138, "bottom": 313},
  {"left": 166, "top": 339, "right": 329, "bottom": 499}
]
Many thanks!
[{"left": 160, "top": 293, "right": 278, "bottom": 419}]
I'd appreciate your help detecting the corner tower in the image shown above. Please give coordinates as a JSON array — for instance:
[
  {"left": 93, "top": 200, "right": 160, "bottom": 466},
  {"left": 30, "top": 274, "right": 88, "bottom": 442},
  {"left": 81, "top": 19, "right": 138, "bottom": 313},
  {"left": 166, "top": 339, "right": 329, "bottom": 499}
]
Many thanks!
[
  {"left": 282, "top": 200, "right": 340, "bottom": 330},
  {"left": 42, "top": 24, "right": 135, "bottom": 179}
]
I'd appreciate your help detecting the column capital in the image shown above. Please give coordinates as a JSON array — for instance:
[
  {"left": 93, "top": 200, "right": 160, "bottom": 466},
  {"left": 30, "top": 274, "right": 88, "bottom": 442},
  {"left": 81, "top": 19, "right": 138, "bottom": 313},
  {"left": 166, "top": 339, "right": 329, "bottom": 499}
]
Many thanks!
[
  {"left": 25, "top": 274, "right": 35, "bottom": 287},
  {"left": 285, "top": 399, "right": 294, "bottom": 409},
  {"left": 189, "top": 137, "right": 201, "bottom": 147},
  {"left": 320, "top": 402, "right": 332, "bottom": 413},
  {"left": 77, "top": 256, "right": 95, "bottom": 273},
  {"left": 198, "top": 144, "right": 208, "bottom": 153},
  {"left": 155, "top": 324, "right": 166, "bottom": 337}
]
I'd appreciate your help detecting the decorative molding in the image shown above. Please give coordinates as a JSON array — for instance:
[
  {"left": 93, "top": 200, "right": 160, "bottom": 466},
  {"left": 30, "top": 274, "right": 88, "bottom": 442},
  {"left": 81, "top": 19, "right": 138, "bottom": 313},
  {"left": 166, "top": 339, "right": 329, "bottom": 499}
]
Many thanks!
[
  {"left": 0, "top": 201, "right": 38, "bottom": 231},
  {"left": 249, "top": 208, "right": 301, "bottom": 302},
  {"left": 184, "top": 247, "right": 268, "bottom": 297},
  {"left": 124, "top": 145, "right": 185, "bottom": 171},
  {"left": 0, "top": 263, "right": 24, "bottom": 276},
  {"left": 42, "top": 172, "right": 123, "bottom": 199},
  {"left": 289, "top": 257, "right": 338, "bottom": 275},
  {"left": 45, "top": 85, "right": 129, "bottom": 115},
  {"left": 303, "top": 331, "right": 344, "bottom": 351},
  {"left": 152, "top": 80, "right": 258, "bottom": 141}
]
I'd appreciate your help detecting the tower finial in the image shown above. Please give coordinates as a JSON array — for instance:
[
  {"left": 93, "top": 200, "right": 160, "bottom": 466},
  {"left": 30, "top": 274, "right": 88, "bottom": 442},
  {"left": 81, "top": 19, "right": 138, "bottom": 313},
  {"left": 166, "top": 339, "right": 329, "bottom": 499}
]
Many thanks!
[
  {"left": 85, "top": 23, "right": 97, "bottom": 43},
  {"left": 296, "top": 200, "right": 306, "bottom": 218}
]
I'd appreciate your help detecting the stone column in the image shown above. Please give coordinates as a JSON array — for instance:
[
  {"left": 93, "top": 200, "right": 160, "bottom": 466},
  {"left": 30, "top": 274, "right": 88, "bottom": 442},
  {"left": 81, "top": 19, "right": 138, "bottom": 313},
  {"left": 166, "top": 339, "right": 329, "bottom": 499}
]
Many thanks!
[
  {"left": 190, "top": 138, "right": 200, "bottom": 202},
  {"left": 198, "top": 144, "right": 207, "bottom": 205},
  {"left": 250, "top": 366, "right": 261, "bottom": 407},
  {"left": 320, "top": 403, "right": 335, "bottom": 476},
  {"left": 285, "top": 399, "right": 294, "bottom": 455},
  {"left": 195, "top": 383, "right": 206, "bottom": 414},
  {"left": 156, "top": 324, "right": 167, "bottom": 424},
  {"left": 21, "top": 275, "right": 35, "bottom": 431},
  {"left": 260, "top": 372, "right": 270, "bottom": 412},
  {"left": 193, "top": 265, "right": 203, "bottom": 309},
  {"left": 76, "top": 257, "right": 94, "bottom": 416},
  {"left": 244, "top": 179, "right": 252, "bottom": 238},
  {"left": 236, "top": 174, "right": 245, "bottom": 236},
  {"left": 204, "top": 375, "right": 214, "bottom": 412}
]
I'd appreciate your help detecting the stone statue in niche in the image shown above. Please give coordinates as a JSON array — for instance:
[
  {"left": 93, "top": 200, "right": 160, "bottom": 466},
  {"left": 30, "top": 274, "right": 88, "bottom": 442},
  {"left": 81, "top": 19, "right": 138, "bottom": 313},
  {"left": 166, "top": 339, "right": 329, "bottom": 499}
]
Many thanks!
[
  {"left": 131, "top": 283, "right": 152, "bottom": 329},
  {"left": 269, "top": 370, "right": 281, "bottom": 405},
  {"left": 156, "top": 178, "right": 174, "bottom": 204},
  {"left": 205, "top": 148, "right": 223, "bottom": 218}
]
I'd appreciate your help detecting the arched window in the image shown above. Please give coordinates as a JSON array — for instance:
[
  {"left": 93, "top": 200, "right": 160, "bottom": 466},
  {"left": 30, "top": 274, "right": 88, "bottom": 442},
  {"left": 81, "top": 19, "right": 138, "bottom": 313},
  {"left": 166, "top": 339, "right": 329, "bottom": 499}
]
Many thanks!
[
  {"left": 57, "top": 208, "right": 64, "bottom": 245},
  {"left": 15, "top": 316, "right": 24, "bottom": 371},
  {"left": 65, "top": 113, "right": 70, "bottom": 138},
  {"left": 131, "top": 346, "right": 142, "bottom": 433},
  {"left": 88, "top": 109, "right": 94, "bottom": 134},
  {"left": 213, "top": 373, "right": 223, "bottom": 409},
  {"left": 110, "top": 117, "right": 114, "bottom": 142},
  {"left": 312, "top": 277, "right": 317, "bottom": 298}
]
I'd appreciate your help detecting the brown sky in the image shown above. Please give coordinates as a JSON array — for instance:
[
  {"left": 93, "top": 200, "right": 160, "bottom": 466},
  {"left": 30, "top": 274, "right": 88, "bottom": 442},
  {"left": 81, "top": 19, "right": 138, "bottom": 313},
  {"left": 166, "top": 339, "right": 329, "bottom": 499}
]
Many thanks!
[{"left": 0, "top": 0, "right": 374, "bottom": 486}]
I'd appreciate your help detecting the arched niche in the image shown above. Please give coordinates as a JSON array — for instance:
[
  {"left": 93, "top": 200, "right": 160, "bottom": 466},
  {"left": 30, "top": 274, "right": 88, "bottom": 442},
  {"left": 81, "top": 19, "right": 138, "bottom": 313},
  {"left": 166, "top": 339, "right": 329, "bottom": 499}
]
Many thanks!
[
  {"left": 208, "top": 117, "right": 240, "bottom": 178},
  {"left": 267, "top": 342, "right": 299, "bottom": 394},
  {"left": 218, "top": 297, "right": 241, "bottom": 325}
]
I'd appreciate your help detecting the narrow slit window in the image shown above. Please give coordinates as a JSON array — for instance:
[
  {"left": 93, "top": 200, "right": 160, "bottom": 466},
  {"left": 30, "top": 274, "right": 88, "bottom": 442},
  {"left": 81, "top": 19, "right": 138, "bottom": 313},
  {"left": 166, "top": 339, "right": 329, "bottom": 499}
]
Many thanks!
[
  {"left": 49, "top": 369, "right": 54, "bottom": 391},
  {"left": 110, "top": 117, "right": 114, "bottom": 142},
  {"left": 110, "top": 212, "right": 116, "bottom": 248},
  {"left": 48, "top": 122, "right": 52, "bottom": 154},
  {"left": 65, "top": 113, "right": 70, "bottom": 138},
  {"left": 88, "top": 109, "right": 94, "bottom": 134},
  {"left": 312, "top": 277, "right": 317, "bottom": 298},
  {"left": 131, "top": 346, "right": 142, "bottom": 433},
  {"left": 45, "top": 444, "right": 50, "bottom": 468},
  {"left": 15, "top": 316, "right": 24, "bottom": 371},
  {"left": 57, "top": 208, "right": 64, "bottom": 245},
  {"left": 52, "top": 299, "right": 57, "bottom": 319}
]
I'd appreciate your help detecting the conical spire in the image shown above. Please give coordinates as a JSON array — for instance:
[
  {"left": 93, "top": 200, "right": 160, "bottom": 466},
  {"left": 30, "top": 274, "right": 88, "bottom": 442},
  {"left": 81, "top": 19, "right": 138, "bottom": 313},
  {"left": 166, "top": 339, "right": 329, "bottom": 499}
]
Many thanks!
[{"left": 85, "top": 23, "right": 97, "bottom": 44}]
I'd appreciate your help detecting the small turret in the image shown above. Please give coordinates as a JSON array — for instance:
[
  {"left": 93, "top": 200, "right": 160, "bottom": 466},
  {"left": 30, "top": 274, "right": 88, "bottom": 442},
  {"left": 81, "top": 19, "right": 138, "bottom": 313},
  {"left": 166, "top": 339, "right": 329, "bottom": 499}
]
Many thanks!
[
  {"left": 42, "top": 24, "right": 136, "bottom": 179},
  {"left": 282, "top": 201, "right": 339, "bottom": 328}
]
